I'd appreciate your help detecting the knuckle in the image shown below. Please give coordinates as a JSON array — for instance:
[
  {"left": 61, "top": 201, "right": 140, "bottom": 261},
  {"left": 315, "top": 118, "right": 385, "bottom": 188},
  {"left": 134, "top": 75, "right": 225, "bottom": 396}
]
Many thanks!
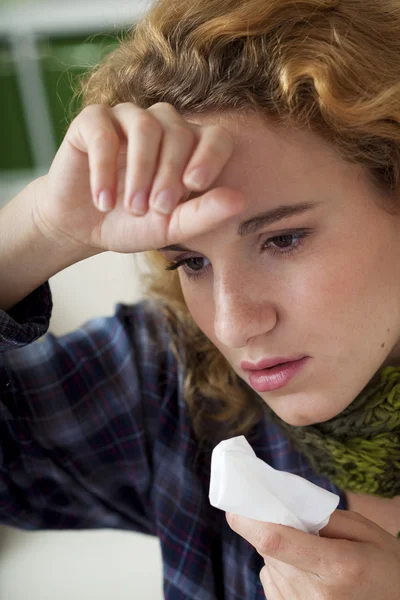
[
  {"left": 342, "top": 559, "right": 365, "bottom": 583},
  {"left": 207, "top": 124, "right": 233, "bottom": 149},
  {"left": 150, "top": 101, "right": 176, "bottom": 113},
  {"left": 91, "top": 128, "right": 119, "bottom": 148},
  {"left": 113, "top": 101, "right": 135, "bottom": 111},
  {"left": 334, "top": 550, "right": 365, "bottom": 585},
  {"left": 134, "top": 113, "right": 163, "bottom": 137},
  {"left": 167, "top": 122, "right": 195, "bottom": 142},
  {"left": 255, "top": 528, "right": 285, "bottom": 557},
  {"left": 208, "top": 123, "right": 229, "bottom": 135},
  {"left": 80, "top": 103, "right": 106, "bottom": 117},
  {"left": 79, "top": 105, "right": 112, "bottom": 129}
]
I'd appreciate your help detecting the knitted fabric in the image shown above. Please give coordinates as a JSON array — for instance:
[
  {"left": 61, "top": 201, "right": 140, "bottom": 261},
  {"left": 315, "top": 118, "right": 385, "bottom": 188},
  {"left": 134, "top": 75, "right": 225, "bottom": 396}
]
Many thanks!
[{"left": 262, "top": 365, "right": 400, "bottom": 499}]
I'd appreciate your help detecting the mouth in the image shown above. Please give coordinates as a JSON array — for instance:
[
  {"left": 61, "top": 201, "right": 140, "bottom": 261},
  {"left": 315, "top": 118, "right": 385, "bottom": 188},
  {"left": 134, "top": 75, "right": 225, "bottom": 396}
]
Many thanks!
[
  {"left": 243, "top": 357, "right": 310, "bottom": 393},
  {"left": 241, "top": 355, "right": 307, "bottom": 371}
]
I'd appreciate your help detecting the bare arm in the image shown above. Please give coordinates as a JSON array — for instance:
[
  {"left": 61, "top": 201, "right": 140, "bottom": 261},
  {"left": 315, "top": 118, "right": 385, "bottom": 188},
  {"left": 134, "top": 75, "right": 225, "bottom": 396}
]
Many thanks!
[
  {"left": 0, "top": 176, "right": 102, "bottom": 312},
  {"left": 0, "top": 102, "right": 240, "bottom": 312}
]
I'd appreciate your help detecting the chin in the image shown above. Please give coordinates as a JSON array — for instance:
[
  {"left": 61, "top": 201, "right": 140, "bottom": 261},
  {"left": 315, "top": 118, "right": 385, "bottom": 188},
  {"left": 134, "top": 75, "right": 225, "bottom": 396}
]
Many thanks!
[
  {"left": 281, "top": 414, "right": 323, "bottom": 427},
  {"left": 272, "top": 401, "right": 342, "bottom": 427}
]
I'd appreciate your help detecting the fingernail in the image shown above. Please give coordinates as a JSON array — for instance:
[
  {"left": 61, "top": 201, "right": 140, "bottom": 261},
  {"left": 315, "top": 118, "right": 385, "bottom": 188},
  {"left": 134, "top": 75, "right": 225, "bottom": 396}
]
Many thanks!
[
  {"left": 130, "top": 190, "right": 147, "bottom": 215},
  {"left": 153, "top": 190, "right": 176, "bottom": 215},
  {"left": 98, "top": 189, "right": 113, "bottom": 212}
]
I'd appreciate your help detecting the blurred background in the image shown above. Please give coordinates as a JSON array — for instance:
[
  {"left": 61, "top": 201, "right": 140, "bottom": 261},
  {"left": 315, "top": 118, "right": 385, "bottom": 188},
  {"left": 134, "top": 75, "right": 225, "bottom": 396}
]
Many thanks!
[{"left": 0, "top": 0, "right": 163, "bottom": 598}]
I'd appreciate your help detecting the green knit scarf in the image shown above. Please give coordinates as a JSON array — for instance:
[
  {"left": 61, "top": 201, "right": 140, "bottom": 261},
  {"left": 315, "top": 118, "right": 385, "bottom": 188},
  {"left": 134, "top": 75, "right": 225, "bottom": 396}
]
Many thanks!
[{"left": 261, "top": 364, "right": 400, "bottom": 537}]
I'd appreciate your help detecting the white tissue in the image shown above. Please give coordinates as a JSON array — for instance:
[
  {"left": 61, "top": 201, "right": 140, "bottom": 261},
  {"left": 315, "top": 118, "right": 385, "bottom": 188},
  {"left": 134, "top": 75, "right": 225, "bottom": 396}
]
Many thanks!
[{"left": 209, "top": 435, "right": 340, "bottom": 535}]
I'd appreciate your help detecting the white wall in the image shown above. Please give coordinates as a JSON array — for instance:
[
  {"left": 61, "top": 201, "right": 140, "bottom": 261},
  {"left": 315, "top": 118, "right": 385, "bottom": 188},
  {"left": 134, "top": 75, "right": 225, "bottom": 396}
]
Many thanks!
[{"left": 0, "top": 184, "right": 164, "bottom": 599}]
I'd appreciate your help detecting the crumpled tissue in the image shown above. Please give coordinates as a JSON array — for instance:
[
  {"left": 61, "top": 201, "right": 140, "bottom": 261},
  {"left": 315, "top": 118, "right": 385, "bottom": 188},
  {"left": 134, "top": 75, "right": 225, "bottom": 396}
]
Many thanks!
[{"left": 209, "top": 435, "right": 340, "bottom": 535}]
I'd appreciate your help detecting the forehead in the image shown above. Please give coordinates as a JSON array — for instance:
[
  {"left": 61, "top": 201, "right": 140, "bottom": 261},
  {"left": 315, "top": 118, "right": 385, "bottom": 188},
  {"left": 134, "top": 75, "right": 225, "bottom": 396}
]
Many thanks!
[{"left": 185, "top": 111, "right": 351, "bottom": 202}]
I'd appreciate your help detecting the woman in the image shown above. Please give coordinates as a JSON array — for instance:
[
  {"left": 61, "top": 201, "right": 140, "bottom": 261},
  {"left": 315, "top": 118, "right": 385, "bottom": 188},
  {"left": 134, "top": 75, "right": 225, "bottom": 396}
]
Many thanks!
[{"left": 1, "top": 0, "right": 400, "bottom": 597}]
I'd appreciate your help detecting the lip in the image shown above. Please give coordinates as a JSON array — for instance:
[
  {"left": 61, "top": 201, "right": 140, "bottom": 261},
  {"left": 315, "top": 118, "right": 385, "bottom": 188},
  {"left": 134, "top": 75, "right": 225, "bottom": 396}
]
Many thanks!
[
  {"left": 241, "top": 355, "right": 307, "bottom": 371},
  {"left": 243, "top": 357, "right": 310, "bottom": 392}
]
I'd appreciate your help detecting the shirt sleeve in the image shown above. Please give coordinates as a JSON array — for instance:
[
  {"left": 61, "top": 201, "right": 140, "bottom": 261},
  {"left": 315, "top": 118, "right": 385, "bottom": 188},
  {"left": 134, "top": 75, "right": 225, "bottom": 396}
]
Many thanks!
[{"left": 0, "top": 283, "right": 178, "bottom": 534}]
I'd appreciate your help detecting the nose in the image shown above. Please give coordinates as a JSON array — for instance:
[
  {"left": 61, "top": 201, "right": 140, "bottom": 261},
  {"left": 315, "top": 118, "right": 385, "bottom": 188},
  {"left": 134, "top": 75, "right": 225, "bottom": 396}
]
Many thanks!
[{"left": 213, "top": 275, "right": 278, "bottom": 348}]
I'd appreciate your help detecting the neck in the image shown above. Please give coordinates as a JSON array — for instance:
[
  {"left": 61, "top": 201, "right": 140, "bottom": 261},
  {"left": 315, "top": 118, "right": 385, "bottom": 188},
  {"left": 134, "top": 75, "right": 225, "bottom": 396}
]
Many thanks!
[{"left": 262, "top": 364, "right": 400, "bottom": 498}]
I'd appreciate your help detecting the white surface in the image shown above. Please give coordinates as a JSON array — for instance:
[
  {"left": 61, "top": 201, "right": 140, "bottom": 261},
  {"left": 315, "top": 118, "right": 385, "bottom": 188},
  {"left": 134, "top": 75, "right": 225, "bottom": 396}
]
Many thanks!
[
  {"left": 0, "top": 185, "right": 164, "bottom": 599},
  {"left": 49, "top": 251, "right": 150, "bottom": 336},
  {"left": 0, "top": 527, "right": 163, "bottom": 600},
  {"left": 0, "top": 0, "right": 152, "bottom": 36}
]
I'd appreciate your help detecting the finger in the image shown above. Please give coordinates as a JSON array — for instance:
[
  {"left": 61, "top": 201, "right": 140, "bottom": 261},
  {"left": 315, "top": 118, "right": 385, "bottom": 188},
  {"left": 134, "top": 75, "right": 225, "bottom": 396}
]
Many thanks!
[
  {"left": 182, "top": 122, "right": 234, "bottom": 191},
  {"left": 319, "top": 508, "right": 386, "bottom": 543},
  {"left": 259, "top": 565, "right": 285, "bottom": 599},
  {"left": 226, "top": 511, "right": 345, "bottom": 576},
  {"left": 67, "top": 104, "right": 121, "bottom": 212},
  {"left": 111, "top": 103, "right": 164, "bottom": 215},
  {"left": 114, "top": 102, "right": 198, "bottom": 216},
  {"left": 264, "top": 559, "right": 318, "bottom": 598},
  {"left": 146, "top": 121, "right": 198, "bottom": 215},
  {"left": 147, "top": 103, "right": 234, "bottom": 216},
  {"left": 165, "top": 187, "right": 246, "bottom": 242}
]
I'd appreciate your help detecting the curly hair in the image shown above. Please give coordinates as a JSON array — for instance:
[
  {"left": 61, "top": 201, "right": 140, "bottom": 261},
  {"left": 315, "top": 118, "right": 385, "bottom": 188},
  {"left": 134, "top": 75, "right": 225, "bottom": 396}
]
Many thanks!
[{"left": 76, "top": 0, "right": 400, "bottom": 446}]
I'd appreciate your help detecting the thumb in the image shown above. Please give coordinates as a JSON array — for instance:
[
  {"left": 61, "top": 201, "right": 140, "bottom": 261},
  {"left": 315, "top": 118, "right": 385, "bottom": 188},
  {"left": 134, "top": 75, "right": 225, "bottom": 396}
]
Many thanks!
[{"left": 169, "top": 187, "right": 246, "bottom": 240}]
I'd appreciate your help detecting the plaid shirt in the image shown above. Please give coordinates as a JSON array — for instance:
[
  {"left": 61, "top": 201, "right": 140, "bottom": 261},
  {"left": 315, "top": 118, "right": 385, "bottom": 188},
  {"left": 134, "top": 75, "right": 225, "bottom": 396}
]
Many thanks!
[{"left": 0, "top": 283, "right": 346, "bottom": 599}]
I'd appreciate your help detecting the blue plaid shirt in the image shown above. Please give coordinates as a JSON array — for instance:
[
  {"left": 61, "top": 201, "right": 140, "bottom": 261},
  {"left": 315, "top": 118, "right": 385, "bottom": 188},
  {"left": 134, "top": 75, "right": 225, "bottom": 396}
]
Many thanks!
[{"left": 0, "top": 283, "right": 346, "bottom": 599}]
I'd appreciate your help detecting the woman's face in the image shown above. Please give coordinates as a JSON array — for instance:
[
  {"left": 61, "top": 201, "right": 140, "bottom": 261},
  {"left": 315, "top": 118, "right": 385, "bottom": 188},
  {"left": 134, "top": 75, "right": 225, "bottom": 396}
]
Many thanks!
[{"left": 160, "top": 111, "right": 400, "bottom": 426}]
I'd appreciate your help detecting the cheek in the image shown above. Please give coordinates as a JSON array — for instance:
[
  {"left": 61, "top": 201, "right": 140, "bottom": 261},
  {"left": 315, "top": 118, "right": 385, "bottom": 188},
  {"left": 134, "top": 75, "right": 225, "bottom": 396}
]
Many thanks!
[
  {"left": 296, "top": 235, "right": 400, "bottom": 369},
  {"left": 317, "top": 239, "right": 394, "bottom": 317},
  {"left": 181, "top": 280, "right": 216, "bottom": 338}
]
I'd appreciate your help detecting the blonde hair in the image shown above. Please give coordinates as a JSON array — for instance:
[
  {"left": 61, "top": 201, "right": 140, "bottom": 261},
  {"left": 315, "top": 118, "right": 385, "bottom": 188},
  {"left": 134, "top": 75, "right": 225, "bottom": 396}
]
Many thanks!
[{"left": 77, "top": 0, "right": 400, "bottom": 446}]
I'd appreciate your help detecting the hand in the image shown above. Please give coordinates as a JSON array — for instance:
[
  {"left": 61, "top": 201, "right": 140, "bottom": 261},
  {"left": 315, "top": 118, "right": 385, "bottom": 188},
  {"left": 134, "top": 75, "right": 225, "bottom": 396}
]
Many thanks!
[
  {"left": 34, "top": 101, "right": 245, "bottom": 256},
  {"left": 226, "top": 508, "right": 400, "bottom": 599}
]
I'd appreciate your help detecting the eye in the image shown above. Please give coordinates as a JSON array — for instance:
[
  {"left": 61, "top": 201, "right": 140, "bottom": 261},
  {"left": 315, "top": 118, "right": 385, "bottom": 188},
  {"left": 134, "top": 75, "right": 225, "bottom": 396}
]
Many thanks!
[
  {"left": 164, "top": 256, "right": 210, "bottom": 281},
  {"left": 181, "top": 257, "right": 205, "bottom": 271},
  {"left": 163, "top": 229, "right": 312, "bottom": 281},
  {"left": 266, "top": 231, "right": 310, "bottom": 256}
]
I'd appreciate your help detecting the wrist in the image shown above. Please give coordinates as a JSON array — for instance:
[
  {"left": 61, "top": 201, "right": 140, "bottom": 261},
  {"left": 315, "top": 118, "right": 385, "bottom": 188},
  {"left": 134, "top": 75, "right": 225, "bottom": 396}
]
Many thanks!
[
  {"left": 31, "top": 175, "right": 104, "bottom": 264},
  {"left": 0, "top": 176, "right": 103, "bottom": 312}
]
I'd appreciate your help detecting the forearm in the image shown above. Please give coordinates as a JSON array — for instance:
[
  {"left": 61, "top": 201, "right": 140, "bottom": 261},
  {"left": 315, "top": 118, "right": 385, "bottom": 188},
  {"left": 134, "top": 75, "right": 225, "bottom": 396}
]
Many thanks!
[{"left": 0, "top": 176, "right": 102, "bottom": 312}]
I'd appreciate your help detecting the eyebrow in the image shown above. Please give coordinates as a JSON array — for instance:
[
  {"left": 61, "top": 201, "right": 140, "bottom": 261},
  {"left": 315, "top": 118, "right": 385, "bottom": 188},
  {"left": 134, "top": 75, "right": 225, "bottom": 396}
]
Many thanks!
[{"left": 157, "top": 201, "right": 320, "bottom": 253}]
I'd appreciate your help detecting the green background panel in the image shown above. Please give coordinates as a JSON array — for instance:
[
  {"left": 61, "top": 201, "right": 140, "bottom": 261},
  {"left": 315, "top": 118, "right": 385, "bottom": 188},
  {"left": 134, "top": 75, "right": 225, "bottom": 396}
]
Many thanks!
[
  {"left": 39, "top": 33, "right": 120, "bottom": 148},
  {"left": 0, "top": 32, "right": 121, "bottom": 172},
  {"left": 0, "top": 42, "right": 34, "bottom": 170}
]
